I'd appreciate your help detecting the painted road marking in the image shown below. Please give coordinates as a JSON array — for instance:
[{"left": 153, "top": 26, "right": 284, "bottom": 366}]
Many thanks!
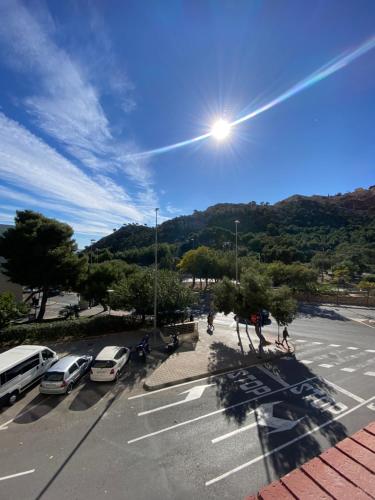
[
  {"left": 127, "top": 376, "right": 319, "bottom": 444},
  {"left": 329, "top": 344, "right": 341, "bottom": 347},
  {"left": 205, "top": 395, "right": 375, "bottom": 486},
  {"left": 341, "top": 368, "right": 356, "bottom": 373},
  {"left": 365, "top": 372, "right": 375, "bottom": 377},
  {"left": 138, "top": 384, "right": 214, "bottom": 416},
  {"left": 347, "top": 347, "right": 359, "bottom": 350},
  {"left": 312, "top": 342, "right": 323, "bottom": 345},
  {"left": 257, "top": 365, "right": 289, "bottom": 388},
  {"left": 323, "top": 379, "right": 365, "bottom": 403},
  {"left": 366, "top": 349, "right": 375, "bottom": 353},
  {"left": 0, "top": 469, "right": 35, "bottom": 482},
  {"left": 319, "top": 364, "right": 333, "bottom": 368},
  {"left": 300, "top": 360, "right": 313, "bottom": 364},
  {"left": 295, "top": 339, "right": 307, "bottom": 342},
  {"left": 212, "top": 418, "right": 257, "bottom": 444},
  {"left": 128, "top": 365, "right": 265, "bottom": 400}
]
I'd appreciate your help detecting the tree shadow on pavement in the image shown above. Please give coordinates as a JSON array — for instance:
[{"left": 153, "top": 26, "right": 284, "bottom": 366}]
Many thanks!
[
  {"left": 298, "top": 303, "right": 349, "bottom": 321},
  {"left": 208, "top": 344, "right": 348, "bottom": 482}
]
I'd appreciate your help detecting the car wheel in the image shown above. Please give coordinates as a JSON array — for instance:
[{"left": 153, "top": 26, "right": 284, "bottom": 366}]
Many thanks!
[
  {"left": 66, "top": 383, "right": 73, "bottom": 394},
  {"left": 8, "top": 391, "right": 19, "bottom": 405}
]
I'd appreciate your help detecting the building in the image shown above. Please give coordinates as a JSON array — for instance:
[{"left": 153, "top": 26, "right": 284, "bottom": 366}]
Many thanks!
[{"left": 0, "top": 224, "right": 23, "bottom": 301}]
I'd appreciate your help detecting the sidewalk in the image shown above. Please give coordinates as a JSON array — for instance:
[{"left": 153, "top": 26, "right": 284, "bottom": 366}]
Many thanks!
[
  {"left": 145, "top": 321, "right": 291, "bottom": 390},
  {"left": 246, "top": 421, "right": 375, "bottom": 500}
]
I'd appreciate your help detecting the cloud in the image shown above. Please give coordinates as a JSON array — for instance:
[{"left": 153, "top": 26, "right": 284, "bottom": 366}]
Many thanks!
[
  {"left": 0, "top": 0, "right": 148, "bottom": 185},
  {"left": 0, "top": 112, "right": 146, "bottom": 238},
  {"left": 0, "top": 0, "right": 161, "bottom": 245}
]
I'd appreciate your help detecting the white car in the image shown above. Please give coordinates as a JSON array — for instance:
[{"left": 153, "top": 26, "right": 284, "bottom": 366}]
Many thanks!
[{"left": 90, "top": 346, "right": 130, "bottom": 382}]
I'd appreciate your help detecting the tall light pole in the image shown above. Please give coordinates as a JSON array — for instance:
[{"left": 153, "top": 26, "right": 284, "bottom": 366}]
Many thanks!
[
  {"left": 235, "top": 220, "right": 240, "bottom": 285},
  {"left": 153, "top": 208, "right": 159, "bottom": 331},
  {"left": 90, "top": 239, "right": 96, "bottom": 267}
]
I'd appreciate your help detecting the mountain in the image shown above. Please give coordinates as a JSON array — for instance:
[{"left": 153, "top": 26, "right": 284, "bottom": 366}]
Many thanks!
[{"left": 93, "top": 186, "right": 375, "bottom": 271}]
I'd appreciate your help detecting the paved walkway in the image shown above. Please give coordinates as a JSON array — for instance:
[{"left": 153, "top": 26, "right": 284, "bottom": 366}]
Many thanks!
[
  {"left": 246, "top": 421, "right": 375, "bottom": 500},
  {"left": 145, "top": 320, "right": 291, "bottom": 390}
]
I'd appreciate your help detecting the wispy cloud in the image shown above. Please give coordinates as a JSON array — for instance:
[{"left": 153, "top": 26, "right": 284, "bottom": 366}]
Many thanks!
[
  {"left": 0, "top": 112, "right": 144, "bottom": 240},
  {"left": 0, "top": 0, "right": 152, "bottom": 186},
  {"left": 0, "top": 0, "right": 160, "bottom": 244}
]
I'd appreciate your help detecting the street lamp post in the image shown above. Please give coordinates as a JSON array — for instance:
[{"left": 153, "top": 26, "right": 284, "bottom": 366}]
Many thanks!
[
  {"left": 153, "top": 208, "right": 159, "bottom": 331},
  {"left": 90, "top": 239, "right": 96, "bottom": 267},
  {"left": 235, "top": 220, "right": 240, "bottom": 285}
]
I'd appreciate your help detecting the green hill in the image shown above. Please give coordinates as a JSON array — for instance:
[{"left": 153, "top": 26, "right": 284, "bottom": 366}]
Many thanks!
[{"left": 93, "top": 186, "right": 375, "bottom": 272}]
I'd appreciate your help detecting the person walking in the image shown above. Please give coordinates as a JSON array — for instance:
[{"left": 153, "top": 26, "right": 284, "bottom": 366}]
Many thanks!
[
  {"left": 207, "top": 312, "right": 214, "bottom": 334},
  {"left": 281, "top": 326, "right": 290, "bottom": 349}
]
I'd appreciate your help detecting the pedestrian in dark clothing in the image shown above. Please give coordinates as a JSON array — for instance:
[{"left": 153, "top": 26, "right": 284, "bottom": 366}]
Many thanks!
[
  {"left": 189, "top": 314, "right": 194, "bottom": 322},
  {"left": 281, "top": 327, "right": 290, "bottom": 349}
]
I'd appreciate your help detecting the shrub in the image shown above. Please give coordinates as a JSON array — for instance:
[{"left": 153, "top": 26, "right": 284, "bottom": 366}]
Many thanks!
[{"left": 0, "top": 314, "right": 144, "bottom": 346}]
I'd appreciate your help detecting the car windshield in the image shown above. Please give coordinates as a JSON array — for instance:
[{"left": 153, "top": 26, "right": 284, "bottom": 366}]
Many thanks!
[
  {"left": 43, "top": 371, "right": 64, "bottom": 382},
  {"left": 92, "top": 360, "right": 115, "bottom": 369}
]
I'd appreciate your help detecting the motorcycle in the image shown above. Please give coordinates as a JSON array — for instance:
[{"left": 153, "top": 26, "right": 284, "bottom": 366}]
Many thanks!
[
  {"left": 135, "top": 335, "right": 150, "bottom": 362},
  {"left": 165, "top": 333, "right": 179, "bottom": 354}
]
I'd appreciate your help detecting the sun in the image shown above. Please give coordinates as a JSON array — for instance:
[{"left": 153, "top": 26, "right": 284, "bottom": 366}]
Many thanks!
[{"left": 211, "top": 119, "right": 231, "bottom": 141}]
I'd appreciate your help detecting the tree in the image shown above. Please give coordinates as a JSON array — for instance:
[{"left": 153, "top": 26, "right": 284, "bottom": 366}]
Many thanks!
[
  {"left": 266, "top": 262, "right": 318, "bottom": 292},
  {"left": 0, "top": 211, "right": 87, "bottom": 320},
  {"left": 0, "top": 292, "right": 29, "bottom": 330},
  {"left": 332, "top": 266, "right": 351, "bottom": 305},
  {"left": 311, "top": 252, "right": 332, "bottom": 282},
  {"left": 269, "top": 286, "right": 298, "bottom": 342},
  {"left": 357, "top": 279, "right": 375, "bottom": 307},
  {"left": 111, "top": 269, "right": 195, "bottom": 324},
  {"left": 79, "top": 260, "right": 134, "bottom": 311},
  {"left": 213, "top": 270, "right": 272, "bottom": 352}
]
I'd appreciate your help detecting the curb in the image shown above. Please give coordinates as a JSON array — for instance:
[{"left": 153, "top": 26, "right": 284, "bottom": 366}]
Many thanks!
[{"left": 144, "top": 347, "right": 292, "bottom": 391}]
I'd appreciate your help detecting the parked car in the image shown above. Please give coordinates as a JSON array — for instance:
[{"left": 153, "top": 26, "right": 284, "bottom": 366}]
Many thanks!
[
  {"left": 90, "top": 346, "right": 130, "bottom": 382},
  {"left": 0, "top": 345, "right": 58, "bottom": 405},
  {"left": 39, "top": 354, "right": 93, "bottom": 395}
]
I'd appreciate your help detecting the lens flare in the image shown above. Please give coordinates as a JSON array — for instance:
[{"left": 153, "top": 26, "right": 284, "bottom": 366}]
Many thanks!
[{"left": 128, "top": 36, "right": 375, "bottom": 160}]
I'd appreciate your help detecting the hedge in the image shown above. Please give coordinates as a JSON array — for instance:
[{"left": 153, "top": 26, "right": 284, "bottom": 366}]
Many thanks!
[{"left": 0, "top": 315, "right": 145, "bottom": 346}]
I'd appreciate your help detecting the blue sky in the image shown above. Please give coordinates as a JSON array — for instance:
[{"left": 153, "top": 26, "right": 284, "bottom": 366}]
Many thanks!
[{"left": 0, "top": 0, "right": 374, "bottom": 248}]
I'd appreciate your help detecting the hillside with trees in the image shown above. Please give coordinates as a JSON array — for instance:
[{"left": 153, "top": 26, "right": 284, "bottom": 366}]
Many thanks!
[{"left": 92, "top": 186, "right": 375, "bottom": 276}]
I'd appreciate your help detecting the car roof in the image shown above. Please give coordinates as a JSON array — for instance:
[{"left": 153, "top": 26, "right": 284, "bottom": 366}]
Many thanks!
[
  {"left": 95, "top": 346, "right": 124, "bottom": 360},
  {"left": 46, "top": 355, "right": 82, "bottom": 372},
  {"left": 0, "top": 345, "right": 49, "bottom": 373}
]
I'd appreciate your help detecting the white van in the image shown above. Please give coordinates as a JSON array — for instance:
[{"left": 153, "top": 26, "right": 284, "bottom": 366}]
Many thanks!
[{"left": 0, "top": 345, "right": 58, "bottom": 405}]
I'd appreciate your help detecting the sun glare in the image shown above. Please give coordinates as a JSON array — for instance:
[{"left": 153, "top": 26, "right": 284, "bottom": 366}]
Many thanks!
[{"left": 211, "top": 119, "right": 231, "bottom": 141}]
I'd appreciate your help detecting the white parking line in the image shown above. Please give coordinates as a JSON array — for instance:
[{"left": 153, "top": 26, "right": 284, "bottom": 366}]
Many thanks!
[
  {"left": 0, "top": 469, "right": 35, "bottom": 482},
  {"left": 364, "top": 372, "right": 375, "bottom": 377},
  {"left": 312, "top": 342, "right": 323, "bottom": 345},
  {"left": 366, "top": 349, "right": 375, "bottom": 353},
  {"left": 300, "top": 360, "right": 313, "bottom": 365},
  {"left": 347, "top": 347, "right": 359, "bottom": 350},
  {"left": 340, "top": 368, "right": 356, "bottom": 373},
  {"left": 295, "top": 339, "right": 307, "bottom": 343},
  {"left": 212, "top": 420, "right": 257, "bottom": 444},
  {"left": 205, "top": 395, "right": 375, "bottom": 486},
  {"left": 329, "top": 344, "right": 341, "bottom": 347},
  {"left": 319, "top": 364, "right": 333, "bottom": 368},
  {"left": 127, "top": 376, "right": 318, "bottom": 444},
  {"left": 323, "top": 379, "right": 365, "bottom": 403}
]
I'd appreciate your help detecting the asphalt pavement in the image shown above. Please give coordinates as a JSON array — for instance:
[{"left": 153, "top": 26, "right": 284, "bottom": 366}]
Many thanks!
[{"left": 0, "top": 305, "right": 374, "bottom": 500}]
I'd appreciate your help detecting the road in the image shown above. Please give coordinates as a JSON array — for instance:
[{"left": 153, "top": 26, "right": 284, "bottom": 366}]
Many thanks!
[{"left": 0, "top": 305, "right": 374, "bottom": 499}]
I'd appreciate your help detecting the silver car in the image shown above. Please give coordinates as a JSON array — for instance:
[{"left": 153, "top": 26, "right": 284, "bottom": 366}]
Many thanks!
[{"left": 39, "top": 355, "right": 93, "bottom": 395}]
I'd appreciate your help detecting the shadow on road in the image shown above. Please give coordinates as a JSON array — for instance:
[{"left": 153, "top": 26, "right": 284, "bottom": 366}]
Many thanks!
[
  {"left": 298, "top": 303, "right": 349, "bottom": 321},
  {"left": 208, "top": 344, "right": 348, "bottom": 482},
  {"left": 13, "top": 393, "right": 65, "bottom": 424}
]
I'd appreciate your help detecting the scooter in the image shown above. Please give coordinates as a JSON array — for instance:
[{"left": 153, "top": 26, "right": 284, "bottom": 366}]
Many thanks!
[
  {"left": 165, "top": 333, "right": 179, "bottom": 354},
  {"left": 135, "top": 335, "right": 150, "bottom": 362}
]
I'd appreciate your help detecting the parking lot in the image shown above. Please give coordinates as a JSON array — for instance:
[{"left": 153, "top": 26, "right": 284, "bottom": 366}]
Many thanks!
[{"left": 0, "top": 309, "right": 374, "bottom": 499}]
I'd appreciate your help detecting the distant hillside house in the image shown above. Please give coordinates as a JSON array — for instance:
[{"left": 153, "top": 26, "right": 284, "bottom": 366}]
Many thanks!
[{"left": 0, "top": 224, "right": 23, "bottom": 301}]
